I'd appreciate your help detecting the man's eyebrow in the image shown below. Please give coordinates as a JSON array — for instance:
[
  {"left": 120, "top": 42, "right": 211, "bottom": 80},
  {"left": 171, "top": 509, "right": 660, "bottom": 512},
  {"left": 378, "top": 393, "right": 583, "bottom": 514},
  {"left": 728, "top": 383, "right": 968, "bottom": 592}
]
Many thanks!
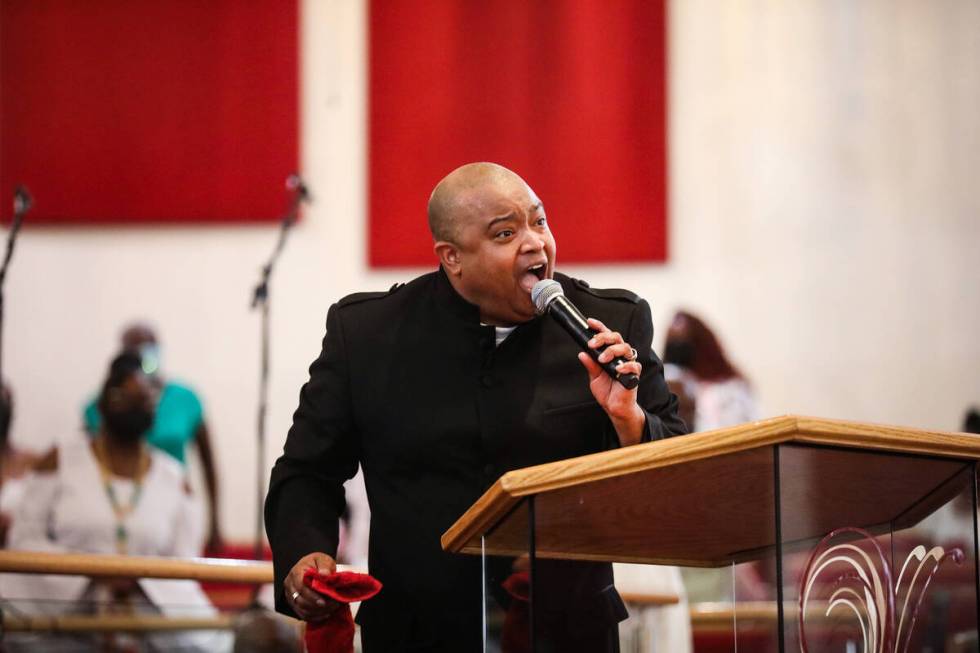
[
  {"left": 529, "top": 202, "right": 543, "bottom": 212},
  {"left": 485, "top": 213, "right": 516, "bottom": 230}
]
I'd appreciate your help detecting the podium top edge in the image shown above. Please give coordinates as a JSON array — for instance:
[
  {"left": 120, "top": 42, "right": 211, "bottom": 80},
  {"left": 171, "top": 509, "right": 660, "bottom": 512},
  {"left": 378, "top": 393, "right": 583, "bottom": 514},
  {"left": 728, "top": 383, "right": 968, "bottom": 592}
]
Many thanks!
[{"left": 441, "top": 414, "right": 980, "bottom": 553}]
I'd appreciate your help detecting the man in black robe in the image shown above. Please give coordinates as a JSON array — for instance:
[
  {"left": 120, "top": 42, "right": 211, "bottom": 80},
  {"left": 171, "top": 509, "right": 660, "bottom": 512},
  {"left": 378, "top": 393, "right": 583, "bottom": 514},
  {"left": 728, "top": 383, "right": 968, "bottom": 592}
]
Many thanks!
[{"left": 265, "top": 162, "right": 687, "bottom": 651}]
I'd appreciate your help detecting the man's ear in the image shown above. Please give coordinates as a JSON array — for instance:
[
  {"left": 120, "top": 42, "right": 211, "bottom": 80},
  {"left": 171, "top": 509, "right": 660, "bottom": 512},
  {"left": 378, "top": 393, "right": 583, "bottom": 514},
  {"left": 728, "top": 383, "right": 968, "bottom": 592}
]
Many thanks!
[{"left": 434, "top": 241, "right": 462, "bottom": 276}]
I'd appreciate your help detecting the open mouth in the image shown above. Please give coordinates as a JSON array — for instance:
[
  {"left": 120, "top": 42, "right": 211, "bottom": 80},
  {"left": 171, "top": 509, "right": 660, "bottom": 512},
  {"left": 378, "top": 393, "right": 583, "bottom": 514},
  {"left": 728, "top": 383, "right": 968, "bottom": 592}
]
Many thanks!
[{"left": 519, "top": 262, "right": 548, "bottom": 292}]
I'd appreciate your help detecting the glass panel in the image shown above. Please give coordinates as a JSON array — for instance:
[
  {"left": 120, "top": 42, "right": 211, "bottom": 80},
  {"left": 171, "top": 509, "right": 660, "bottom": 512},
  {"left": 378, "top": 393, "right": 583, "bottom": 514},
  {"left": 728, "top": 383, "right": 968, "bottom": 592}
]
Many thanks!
[
  {"left": 890, "top": 463, "right": 978, "bottom": 652},
  {"left": 681, "top": 564, "right": 732, "bottom": 653},
  {"left": 682, "top": 558, "right": 781, "bottom": 651},
  {"left": 778, "top": 444, "right": 978, "bottom": 653},
  {"left": 616, "top": 562, "right": 694, "bottom": 653},
  {"left": 0, "top": 579, "right": 305, "bottom": 652},
  {"left": 0, "top": 594, "right": 237, "bottom": 652},
  {"left": 479, "top": 446, "right": 783, "bottom": 651},
  {"left": 482, "top": 497, "right": 531, "bottom": 652},
  {"left": 525, "top": 489, "right": 626, "bottom": 653},
  {"left": 734, "top": 557, "right": 782, "bottom": 653}
]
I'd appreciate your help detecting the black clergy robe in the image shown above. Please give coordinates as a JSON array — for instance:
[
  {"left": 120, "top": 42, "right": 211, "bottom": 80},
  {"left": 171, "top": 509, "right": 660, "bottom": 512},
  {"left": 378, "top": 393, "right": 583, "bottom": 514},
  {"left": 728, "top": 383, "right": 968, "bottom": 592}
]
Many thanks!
[{"left": 265, "top": 267, "right": 687, "bottom": 652}]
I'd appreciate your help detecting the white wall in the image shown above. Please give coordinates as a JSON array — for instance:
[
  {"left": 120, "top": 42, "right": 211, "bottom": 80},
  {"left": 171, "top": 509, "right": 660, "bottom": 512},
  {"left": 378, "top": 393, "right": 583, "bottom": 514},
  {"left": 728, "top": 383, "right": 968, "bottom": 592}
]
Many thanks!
[{"left": 4, "top": 0, "right": 978, "bottom": 541}]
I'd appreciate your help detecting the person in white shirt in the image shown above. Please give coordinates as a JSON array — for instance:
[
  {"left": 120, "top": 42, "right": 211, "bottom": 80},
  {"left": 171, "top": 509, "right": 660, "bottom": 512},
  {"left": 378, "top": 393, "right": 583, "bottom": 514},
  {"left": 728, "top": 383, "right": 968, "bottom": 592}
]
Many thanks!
[
  {"left": 0, "top": 352, "right": 228, "bottom": 652},
  {"left": 663, "top": 310, "right": 759, "bottom": 432}
]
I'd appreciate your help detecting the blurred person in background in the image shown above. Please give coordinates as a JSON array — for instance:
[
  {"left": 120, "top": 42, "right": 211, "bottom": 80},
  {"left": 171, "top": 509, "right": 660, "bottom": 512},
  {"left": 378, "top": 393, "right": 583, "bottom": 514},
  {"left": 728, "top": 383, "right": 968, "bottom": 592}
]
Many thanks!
[
  {"left": 662, "top": 310, "right": 759, "bottom": 432},
  {"left": 83, "top": 322, "right": 222, "bottom": 551},
  {"left": 663, "top": 376, "right": 695, "bottom": 434},
  {"left": 0, "top": 384, "right": 41, "bottom": 546},
  {"left": 0, "top": 352, "right": 226, "bottom": 652}
]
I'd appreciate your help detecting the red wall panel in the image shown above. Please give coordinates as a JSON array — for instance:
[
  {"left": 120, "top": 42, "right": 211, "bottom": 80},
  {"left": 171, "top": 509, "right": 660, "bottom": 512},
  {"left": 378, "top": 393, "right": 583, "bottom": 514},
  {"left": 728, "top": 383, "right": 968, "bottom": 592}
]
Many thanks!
[
  {"left": 0, "top": 1, "right": 298, "bottom": 224},
  {"left": 369, "top": 0, "right": 668, "bottom": 267}
]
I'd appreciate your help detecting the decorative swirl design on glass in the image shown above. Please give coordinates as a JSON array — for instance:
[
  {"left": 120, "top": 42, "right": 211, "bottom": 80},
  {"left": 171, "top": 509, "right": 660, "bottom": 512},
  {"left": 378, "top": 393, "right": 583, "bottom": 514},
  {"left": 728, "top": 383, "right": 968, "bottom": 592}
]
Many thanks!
[
  {"left": 893, "top": 545, "right": 963, "bottom": 653},
  {"left": 797, "top": 526, "right": 962, "bottom": 653}
]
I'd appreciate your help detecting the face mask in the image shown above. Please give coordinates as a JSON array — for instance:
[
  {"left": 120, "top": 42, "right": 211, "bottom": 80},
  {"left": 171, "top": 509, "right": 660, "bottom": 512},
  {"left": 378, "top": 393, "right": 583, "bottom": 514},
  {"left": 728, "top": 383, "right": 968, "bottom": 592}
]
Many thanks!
[
  {"left": 104, "top": 406, "right": 154, "bottom": 443},
  {"left": 139, "top": 344, "right": 161, "bottom": 377},
  {"left": 663, "top": 340, "right": 696, "bottom": 368}
]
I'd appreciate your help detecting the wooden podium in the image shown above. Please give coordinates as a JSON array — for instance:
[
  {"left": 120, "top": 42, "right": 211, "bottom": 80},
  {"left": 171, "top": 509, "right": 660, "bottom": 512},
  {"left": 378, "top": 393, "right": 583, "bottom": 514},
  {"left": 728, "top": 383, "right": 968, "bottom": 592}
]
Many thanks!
[{"left": 442, "top": 415, "right": 980, "bottom": 652}]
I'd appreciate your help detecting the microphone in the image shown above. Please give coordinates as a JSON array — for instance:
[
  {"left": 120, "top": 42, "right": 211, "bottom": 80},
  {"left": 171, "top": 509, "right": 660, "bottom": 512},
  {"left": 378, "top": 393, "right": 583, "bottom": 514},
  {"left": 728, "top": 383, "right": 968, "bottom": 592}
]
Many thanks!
[
  {"left": 13, "top": 186, "right": 33, "bottom": 216},
  {"left": 532, "top": 279, "right": 640, "bottom": 390},
  {"left": 280, "top": 174, "right": 310, "bottom": 229},
  {"left": 286, "top": 174, "right": 311, "bottom": 202}
]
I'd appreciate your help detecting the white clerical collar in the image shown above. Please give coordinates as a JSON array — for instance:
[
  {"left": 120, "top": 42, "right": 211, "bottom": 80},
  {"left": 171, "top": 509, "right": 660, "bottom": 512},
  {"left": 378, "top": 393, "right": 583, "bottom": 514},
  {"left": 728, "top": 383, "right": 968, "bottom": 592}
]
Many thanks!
[
  {"left": 494, "top": 325, "right": 517, "bottom": 347},
  {"left": 481, "top": 324, "right": 518, "bottom": 347}
]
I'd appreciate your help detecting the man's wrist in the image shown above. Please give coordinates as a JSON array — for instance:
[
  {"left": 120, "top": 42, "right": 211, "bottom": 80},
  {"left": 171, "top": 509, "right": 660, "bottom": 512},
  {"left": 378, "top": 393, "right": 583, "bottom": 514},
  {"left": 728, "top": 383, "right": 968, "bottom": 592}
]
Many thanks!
[{"left": 610, "top": 403, "right": 646, "bottom": 446}]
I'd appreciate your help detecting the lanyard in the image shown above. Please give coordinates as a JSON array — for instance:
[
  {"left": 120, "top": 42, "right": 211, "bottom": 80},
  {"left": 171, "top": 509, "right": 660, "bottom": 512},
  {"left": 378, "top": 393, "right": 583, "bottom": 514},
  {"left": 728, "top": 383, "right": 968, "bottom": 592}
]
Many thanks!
[{"left": 93, "top": 438, "right": 149, "bottom": 555}]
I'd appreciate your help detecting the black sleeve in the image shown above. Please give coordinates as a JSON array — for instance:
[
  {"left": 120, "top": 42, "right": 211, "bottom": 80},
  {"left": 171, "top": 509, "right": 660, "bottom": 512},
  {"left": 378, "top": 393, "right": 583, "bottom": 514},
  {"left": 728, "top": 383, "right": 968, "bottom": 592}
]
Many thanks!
[
  {"left": 629, "top": 299, "right": 689, "bottom": 442},
  {"left": 264, "top": 304, "right": 360, "bottom": 616}
]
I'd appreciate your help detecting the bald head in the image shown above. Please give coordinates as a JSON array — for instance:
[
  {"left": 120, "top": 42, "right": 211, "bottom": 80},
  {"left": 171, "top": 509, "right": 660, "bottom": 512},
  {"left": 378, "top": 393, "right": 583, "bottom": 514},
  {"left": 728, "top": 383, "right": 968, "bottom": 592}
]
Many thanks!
[
  {"left": 427, "top": 162, "right": 533, "bottom": 243},
  {"left": 429, "top": 162, "right": 555, "bottom": 325}
]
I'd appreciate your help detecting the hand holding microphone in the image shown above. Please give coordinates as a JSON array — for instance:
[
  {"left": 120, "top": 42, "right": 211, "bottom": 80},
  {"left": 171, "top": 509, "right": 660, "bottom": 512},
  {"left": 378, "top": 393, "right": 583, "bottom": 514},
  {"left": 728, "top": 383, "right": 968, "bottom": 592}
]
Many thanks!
[
  {"left": 533, "top": 279, "right": 646, "bottom": 445},
  {"left": 532, "top": 280, "right": 640, "bottom": 389}
]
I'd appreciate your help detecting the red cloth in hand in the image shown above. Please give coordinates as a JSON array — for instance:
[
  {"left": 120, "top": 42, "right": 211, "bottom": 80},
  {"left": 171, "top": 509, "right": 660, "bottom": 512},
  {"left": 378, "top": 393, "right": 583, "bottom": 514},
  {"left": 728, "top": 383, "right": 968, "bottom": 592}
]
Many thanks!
[{"left": 302, "top": 569, "right": 382, "bottom": 653}]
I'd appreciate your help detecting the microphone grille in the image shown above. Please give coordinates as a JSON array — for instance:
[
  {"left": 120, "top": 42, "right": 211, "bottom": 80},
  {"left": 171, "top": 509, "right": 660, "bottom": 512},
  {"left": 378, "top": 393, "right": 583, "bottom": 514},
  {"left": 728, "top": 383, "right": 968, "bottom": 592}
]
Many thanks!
[{"left": 532, "top": 279, "right": 563, "bottom": 315}]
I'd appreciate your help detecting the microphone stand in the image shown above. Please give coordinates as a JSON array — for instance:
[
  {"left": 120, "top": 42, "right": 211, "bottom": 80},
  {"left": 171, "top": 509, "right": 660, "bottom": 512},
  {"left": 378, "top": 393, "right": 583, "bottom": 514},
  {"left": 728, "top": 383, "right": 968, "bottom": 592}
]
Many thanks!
[
  {"left": 251, "top": 175, "right": 310, "bottom": 561},
  {"left": 0, "top": 187, "right": 32, "bottom": 387}
]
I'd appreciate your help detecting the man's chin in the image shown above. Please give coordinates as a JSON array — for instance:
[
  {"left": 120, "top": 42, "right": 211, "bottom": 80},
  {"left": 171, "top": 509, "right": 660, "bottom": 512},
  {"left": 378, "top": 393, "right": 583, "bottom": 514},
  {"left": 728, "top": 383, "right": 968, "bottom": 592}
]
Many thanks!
[
  {"left": 515, "top": 297, "right": 539, "bottom": 322},
  {"left": 497, "top": 305, "right": 536, "bottom": 326}
]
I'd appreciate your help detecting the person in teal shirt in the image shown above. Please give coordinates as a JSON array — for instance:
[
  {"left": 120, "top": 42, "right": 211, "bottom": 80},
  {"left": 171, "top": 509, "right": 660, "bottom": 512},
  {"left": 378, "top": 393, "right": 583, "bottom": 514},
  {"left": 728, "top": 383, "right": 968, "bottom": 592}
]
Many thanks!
[{"left": 83, "top": 323, "right": 222, "bottom": 551}]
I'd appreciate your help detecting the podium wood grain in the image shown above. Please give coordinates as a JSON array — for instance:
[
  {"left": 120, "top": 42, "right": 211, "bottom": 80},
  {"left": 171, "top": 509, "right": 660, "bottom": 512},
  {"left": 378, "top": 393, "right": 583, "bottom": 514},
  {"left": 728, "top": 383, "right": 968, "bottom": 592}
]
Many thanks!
[{"left": 442, "top": 415, "right": 980, "bottom": 566}]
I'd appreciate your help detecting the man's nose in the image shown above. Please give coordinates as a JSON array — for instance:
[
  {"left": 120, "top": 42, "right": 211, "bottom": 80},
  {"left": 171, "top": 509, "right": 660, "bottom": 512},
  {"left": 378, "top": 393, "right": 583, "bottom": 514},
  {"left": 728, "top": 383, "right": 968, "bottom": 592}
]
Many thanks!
[{"left": 520, "top": 232, "right": 545, "bottom": 252}]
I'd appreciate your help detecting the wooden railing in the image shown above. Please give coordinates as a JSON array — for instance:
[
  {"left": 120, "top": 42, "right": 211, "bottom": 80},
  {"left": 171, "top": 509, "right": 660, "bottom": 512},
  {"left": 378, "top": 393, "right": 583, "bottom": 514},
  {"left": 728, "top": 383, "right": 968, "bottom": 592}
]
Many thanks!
[
  {"left": 618, "top": 591, "right": 680, "bottom": 606},
  {"left": 0, "top": 550, "right": 807, "bottom": 636},
  {"left": 0, "top": 549, "right": 275, "bottom": 633},
  {"left": 2, "top": 614, "right": 237, "bottom": 633},
  {"left": 0, "top": 549, "right": 273, "bottom": 583}
]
